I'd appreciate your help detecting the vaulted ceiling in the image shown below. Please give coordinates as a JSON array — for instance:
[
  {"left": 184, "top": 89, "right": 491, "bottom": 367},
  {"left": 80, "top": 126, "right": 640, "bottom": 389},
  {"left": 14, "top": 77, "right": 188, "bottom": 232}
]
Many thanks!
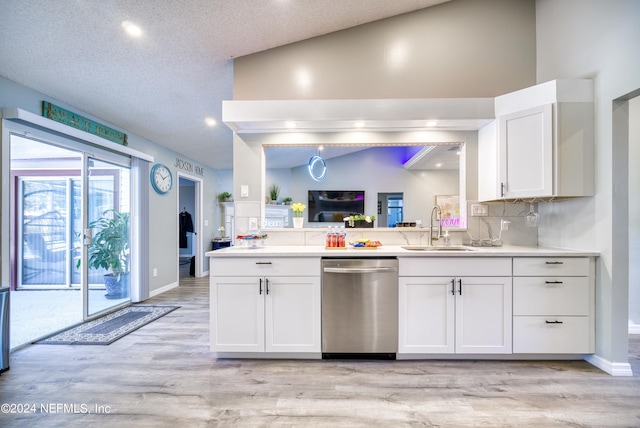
[{"left": 0, "top": 0, "right": 450, "bottom": 170}]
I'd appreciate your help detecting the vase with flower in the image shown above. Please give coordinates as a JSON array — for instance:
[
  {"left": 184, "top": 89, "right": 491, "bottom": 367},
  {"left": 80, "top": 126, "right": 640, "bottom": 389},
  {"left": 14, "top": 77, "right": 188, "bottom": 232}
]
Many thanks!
[{"left": 291, "top": 202, "right": 306, "bottom": 228}]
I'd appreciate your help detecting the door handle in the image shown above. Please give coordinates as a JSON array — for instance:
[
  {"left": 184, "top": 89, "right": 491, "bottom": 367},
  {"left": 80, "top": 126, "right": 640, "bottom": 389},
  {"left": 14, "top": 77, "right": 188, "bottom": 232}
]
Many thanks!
[
  {"left": 266, "top": 278, "right": 270, "bottom": 295},
  {"left": 458, "top": 279, "right": 462, "bottom": 295},
  {"left": 259, "top": 278, "right": 263, "bottom": 295},
  {"left": 83, "top": 228, "right": 93, "bottom": 245},
  {"left": 451, "top": 279, "right": 455, "bottom": 295}
]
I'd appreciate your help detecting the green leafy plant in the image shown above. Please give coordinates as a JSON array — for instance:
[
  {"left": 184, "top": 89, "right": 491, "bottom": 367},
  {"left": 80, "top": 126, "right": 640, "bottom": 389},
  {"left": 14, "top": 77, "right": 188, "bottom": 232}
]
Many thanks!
[
  {"left": 87, "top": 209, "right": 130, "bottom": 280},
  {"left": 269, "top": 184, "right": 280, "bottom": 201},
  {"left": 217, "top": 191, "right": 232, "bottom": 201},
  {"left": 282, "top": 196, "right": 293, "bottom": 204},
  {"left": 343, "top": 214, "right": 376, "bottom": 227}
]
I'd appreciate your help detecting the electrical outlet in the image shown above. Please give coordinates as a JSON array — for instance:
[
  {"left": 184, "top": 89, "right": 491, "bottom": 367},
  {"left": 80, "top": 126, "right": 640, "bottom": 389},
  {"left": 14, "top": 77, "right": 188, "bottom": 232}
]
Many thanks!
[
  {"left": 471, "top": 204, "right": 488, "bottom": 217},
  {"left": 500, "top": 219, "right": 511, "bottom": 231},
  {"left": 152, "top": 268, "right": 158, "bottom": 277}
]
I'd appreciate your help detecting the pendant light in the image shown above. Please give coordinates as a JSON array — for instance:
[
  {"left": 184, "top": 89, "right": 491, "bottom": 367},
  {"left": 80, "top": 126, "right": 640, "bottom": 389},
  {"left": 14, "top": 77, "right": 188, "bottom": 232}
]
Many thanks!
[{"left": 308, "top": 148, "right": 327, "bottom": 181}]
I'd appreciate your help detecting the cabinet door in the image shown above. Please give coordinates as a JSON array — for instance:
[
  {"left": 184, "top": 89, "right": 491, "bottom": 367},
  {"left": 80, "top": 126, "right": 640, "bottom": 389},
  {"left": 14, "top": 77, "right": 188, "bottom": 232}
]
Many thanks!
[
  {"left": 399, "top": 277, "right": 455, "bottom": 354},
  {"left": 265, "top": 276, "right": 321, "bottom": 353},
  {"left": 210, "top": 276, "right": 264, "bottom": 352},
  {"left": 499, "top": 104, "right": 553, "bottom": 198},
  {"left": 455, "top": 277, "right": 512, "bottom": 354}
]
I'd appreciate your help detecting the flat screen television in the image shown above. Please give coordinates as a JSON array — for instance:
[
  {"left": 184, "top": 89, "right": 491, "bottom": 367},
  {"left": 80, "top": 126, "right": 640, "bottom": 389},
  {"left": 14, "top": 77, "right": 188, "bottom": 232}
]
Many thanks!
[{"left": 308, "top": 190, "right": 365, "bottom": 223}]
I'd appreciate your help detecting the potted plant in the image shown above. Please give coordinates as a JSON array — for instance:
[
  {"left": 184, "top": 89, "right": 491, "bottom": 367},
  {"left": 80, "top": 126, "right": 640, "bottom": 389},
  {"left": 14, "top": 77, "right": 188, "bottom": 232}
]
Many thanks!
[
  {"left": 344, "top": 214, "right": 376, "bottom": 228},
  {"left": 269, "top": 184, "right": 280, "bottom": 204},
  {"left": 282, "top": 196, "right": 293, "bottom": 205},
  {"left": 87, "top": 209, "right": 130, "bottom": 299},
  {"left": 217, "top": 191, "right": 232, "bottom": 202},
  {"left": 291, "top": 202, "right": 306, "bottom": 228}
]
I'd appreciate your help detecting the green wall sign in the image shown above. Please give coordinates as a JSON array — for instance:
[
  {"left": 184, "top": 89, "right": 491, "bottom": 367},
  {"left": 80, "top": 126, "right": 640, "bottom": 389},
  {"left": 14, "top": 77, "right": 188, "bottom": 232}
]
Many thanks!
[{"left": 42, "top": 101, "right": 128, "bottom": 146}]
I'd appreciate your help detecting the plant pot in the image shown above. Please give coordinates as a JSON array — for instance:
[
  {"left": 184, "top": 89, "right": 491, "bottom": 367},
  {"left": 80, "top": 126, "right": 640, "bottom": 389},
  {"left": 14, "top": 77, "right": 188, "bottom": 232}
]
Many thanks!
[
  {"left": 293, "top": 217, "right": 303, "bottom": 228},
  {"left": 104, "top": 273, "right": 130, "bottom": 300},
  {"left": 344, "top": 220, "right": 374, "bottom": 228}
]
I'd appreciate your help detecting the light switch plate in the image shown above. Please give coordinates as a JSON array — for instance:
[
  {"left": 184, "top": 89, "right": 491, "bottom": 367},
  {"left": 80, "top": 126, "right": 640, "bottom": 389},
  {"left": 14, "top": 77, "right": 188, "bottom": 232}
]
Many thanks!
[
  {"left": 471, "top": 204, "right": 488, "bottom": 217},
  {"left": 240, "top": 185, "right": 249, "bottom": 198}
]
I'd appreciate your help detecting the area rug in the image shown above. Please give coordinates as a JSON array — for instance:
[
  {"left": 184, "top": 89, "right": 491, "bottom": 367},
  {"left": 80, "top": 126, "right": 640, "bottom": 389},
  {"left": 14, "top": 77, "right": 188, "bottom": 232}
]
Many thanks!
[{"left": 36, "top": 305, "right": 180, "bottom": 345}]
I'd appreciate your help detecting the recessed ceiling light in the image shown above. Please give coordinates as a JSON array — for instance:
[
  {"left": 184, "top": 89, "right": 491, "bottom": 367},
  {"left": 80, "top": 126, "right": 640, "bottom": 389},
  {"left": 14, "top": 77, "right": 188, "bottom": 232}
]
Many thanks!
[
  {"left": 122, "top": 21, "right": 142, "bottom": 37},
  {"left": 354, "top": 121, "right": 365, "bottom": 128},
  {"left": 435, "top": 163, "right": 443, "bottom": 168},
  {"left": 285, "top": 121, "right": 297, "bottom": 129},
  {"left": 205, "top": 117, "right": 217, "bottom": 127},
  {"left": 426, "top": 120, "right": 438, "bottom": 127}
]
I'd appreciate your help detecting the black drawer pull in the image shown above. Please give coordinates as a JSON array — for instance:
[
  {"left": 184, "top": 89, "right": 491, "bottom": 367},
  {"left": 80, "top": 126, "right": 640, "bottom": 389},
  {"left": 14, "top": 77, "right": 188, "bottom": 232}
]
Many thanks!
[
  {"left": 451, "top": 279, "right": 455, "bottom": 295},
  {"left": 545, "top": 320, "right": 564, "bottom": 324},
  {"left": 545, "top": 261, "right": 564, "bottom": 265},
  {"left": 545, "top": 281, "right": 564, "bottom": 284},
  {"left": 255, "top": 262, "right": 272, "bottom": 265}
]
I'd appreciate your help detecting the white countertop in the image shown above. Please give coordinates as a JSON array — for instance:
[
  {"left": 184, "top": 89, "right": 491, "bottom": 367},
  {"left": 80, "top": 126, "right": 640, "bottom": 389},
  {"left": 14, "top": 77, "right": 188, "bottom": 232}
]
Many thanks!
[{"left": 206, "top": 245, "right": 598, "bottom": 258}]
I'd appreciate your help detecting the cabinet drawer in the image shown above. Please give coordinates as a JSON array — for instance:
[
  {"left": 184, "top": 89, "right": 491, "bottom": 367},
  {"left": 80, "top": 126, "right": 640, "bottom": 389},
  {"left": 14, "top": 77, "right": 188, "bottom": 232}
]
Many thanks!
[
  {"left": 513, "top": 277, "right": 590, "bottom": 316},
  {"left": 399, "top": 257, "right": 511, "bottom": 277},
  {"left": 211, "top": 257, "right": 320, "bottom": 277},
  {"left": 513, "top": 316, "right": 591, "bottom": 354},
  {"left": 513, "top": 257, "right": 589, "bottom": 276}
]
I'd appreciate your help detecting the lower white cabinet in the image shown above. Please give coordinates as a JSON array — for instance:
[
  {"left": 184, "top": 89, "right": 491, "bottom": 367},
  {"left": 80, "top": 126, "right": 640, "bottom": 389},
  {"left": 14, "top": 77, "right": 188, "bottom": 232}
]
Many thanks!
[
  {"left": 399, "top": 274, "right": 513, "bottom": 354},
  {"left": 512, "top": 257, "right": 594, "bottom": 354},
  {"left": 210, "top": 274, "right": 321, "bottom": 353}
]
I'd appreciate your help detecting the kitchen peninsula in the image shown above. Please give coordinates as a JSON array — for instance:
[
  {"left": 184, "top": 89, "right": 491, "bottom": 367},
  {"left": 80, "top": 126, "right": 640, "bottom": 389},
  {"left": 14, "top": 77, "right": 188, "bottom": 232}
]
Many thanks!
[{"left": 208, "top": 243, "right": 597, "bottom": 363}]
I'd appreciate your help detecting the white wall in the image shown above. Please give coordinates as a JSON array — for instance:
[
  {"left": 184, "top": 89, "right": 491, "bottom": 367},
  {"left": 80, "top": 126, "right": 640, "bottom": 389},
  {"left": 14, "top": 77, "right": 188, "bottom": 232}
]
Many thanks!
[
  {"left": 0, "top": 76, "right": 221, "bottom": 293},
  {"left": 629, "top": 96, "right": 640, "bottom": 330},
  {"left": 535, "top": 0, "right": 640, "bottom": 368},
  {"left": 234, "top": 0, "right": 536, "bottom": 99}
]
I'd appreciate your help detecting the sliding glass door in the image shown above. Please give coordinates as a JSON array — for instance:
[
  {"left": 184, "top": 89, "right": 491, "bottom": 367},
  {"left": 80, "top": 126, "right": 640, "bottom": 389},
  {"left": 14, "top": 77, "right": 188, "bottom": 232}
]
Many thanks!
[
  {"left": 86, "top": 158, "right": 131, "bottom": 316},
  {"left": 10, "top": 133, "right": 132, "bottom": 347}
]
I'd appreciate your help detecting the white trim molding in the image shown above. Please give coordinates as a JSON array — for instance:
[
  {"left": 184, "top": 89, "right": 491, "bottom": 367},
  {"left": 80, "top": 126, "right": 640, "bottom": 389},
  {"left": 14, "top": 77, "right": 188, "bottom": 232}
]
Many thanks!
[
  {"left": 584, "top": 354, "right": 634, "bottom": 376},
  {"left": 629, "top": 322, "right": 640, "bottom": 335}
]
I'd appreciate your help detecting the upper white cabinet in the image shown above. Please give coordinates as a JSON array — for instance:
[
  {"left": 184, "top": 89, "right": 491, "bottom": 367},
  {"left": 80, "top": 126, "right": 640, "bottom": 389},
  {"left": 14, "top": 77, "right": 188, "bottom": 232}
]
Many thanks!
[{"left": 479, "top": 80, "right": 595, "bottom": 201}]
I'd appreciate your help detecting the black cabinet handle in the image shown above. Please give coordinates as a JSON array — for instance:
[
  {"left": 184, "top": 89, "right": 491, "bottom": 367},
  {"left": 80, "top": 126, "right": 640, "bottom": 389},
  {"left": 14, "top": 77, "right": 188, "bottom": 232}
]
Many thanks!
[
  {"left": 255, "top": 262, "right": 272, "bottom": 265},
  {"left": 259, "top": 278, "right": 263, "bottom": 295},
  {"left": 451, "top": 279, "right": 455, "bottom": 295},
  {"left": 500, "top": 182, "right": 505, "bottom": 197},
  {"left": 458, "top": 279, "right": 462, "bottom": 295},
  {"left": 545, "top": 320, "right": 563, "bottom": 324},
  {"left": 545, "top": 261, "right": 564, "bottom": 265},
  {"left": 545, "top": 281, "right": 564, "bottom": 284},
  {"left": 266, "top": 278, "right": 270, "bottom": 295}
]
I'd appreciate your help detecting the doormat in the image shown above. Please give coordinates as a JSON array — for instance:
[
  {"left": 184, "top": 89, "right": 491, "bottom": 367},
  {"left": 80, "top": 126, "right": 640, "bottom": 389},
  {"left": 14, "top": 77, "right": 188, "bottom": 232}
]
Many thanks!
[{"left": 35, "top": 305, "right": 180, "bottom": 345}]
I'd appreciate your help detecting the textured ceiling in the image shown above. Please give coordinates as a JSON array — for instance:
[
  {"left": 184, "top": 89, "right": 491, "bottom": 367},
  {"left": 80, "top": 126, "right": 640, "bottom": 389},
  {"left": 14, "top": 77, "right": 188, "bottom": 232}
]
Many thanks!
[{"left": 0, "top": 0, "right": 449, "bottom": 170}]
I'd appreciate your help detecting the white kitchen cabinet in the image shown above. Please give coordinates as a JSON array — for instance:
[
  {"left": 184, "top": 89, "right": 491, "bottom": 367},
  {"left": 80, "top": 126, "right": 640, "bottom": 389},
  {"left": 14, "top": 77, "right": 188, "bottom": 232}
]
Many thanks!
[
  {"left": 398, "top": 258, "right": 512, "bottom": 355},
  {"left": 512, "top": 257, "right": 594, "bottom": 354},
  {"left": 210, "top": 257, "right": 321, "bottom": 354},
  {"left": 479, "top": 79, "right": 594, "bottom": 201}
]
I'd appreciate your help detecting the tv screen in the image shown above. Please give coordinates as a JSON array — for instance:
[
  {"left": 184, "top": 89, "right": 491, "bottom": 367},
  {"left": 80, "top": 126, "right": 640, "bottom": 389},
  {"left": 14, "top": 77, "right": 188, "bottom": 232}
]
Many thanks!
[{"left": 308, "top": 190, "right": 365, "bottom": 223}]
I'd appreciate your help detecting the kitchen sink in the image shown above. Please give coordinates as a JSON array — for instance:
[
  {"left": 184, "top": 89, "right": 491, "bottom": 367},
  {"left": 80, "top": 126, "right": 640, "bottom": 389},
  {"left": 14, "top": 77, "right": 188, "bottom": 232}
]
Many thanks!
[{"left": 401, "top": 245, "right": 476, "bottom": 251}]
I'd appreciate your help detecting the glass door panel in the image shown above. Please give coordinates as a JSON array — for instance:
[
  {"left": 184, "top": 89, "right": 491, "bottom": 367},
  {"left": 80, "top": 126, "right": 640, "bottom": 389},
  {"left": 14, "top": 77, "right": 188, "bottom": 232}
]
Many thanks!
[
  {"left": 10, "top": 136, "right": 83, "bottom": 347},
  {"left": 86, "top": 158, "right": 131, "bottom": 317}
]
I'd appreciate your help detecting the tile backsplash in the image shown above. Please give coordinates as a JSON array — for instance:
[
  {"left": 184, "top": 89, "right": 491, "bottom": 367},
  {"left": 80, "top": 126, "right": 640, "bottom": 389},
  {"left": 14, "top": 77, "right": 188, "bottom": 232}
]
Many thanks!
[{"left": 260, "top": 200, "right": 537, "bottom": 247}]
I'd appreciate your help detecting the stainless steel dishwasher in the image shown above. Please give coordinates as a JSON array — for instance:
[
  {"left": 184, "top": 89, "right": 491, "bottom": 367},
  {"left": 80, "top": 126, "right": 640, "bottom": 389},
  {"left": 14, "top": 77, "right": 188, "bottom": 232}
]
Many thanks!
[{"left": 321, "top": 258, "right": 398, "bottom": 359}]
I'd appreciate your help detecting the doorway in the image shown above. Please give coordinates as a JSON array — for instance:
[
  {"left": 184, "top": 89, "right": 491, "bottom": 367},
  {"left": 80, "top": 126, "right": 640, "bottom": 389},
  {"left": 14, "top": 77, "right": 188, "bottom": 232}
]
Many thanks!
[
  {"left": 377, "top": 192, "right": 404, "bottom": 227},
  {"left": 178, "top": 174, "right": 202, "bottom": 279},
  {"left": 9, "top": 133, "right": 131, "bottom": 348}
]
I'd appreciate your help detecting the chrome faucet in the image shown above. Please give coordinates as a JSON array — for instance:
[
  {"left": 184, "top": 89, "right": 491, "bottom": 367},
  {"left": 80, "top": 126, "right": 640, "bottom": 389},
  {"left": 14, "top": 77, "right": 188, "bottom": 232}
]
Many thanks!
[{"left": 428, "top": 205, "right": 442, "bottom": 246}]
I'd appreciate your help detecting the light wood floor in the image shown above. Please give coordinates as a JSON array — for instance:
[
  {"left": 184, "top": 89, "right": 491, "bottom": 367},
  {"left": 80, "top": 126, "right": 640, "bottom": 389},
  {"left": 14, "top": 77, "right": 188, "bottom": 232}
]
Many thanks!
[{"left": 1, "top": 273, "right": 639, "bottom": 427}]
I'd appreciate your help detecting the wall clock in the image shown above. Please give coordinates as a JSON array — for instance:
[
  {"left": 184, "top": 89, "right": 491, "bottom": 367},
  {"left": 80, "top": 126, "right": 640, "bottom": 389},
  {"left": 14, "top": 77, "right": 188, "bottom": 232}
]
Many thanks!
[{"left": 150, "top": 163, "right": 173, "bottom": 194}]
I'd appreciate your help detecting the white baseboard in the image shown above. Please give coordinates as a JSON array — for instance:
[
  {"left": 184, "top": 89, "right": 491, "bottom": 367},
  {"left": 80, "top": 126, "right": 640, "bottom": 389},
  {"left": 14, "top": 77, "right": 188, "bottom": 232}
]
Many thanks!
[
  {"left": 149, "top": 281, "right": 179, "bottom": 298},
  {"left": 629, "top": 323, "right": 640, "bottom": 334},
  {"left": 584, "top": 354, "right": 634, "bottom": 376}
]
